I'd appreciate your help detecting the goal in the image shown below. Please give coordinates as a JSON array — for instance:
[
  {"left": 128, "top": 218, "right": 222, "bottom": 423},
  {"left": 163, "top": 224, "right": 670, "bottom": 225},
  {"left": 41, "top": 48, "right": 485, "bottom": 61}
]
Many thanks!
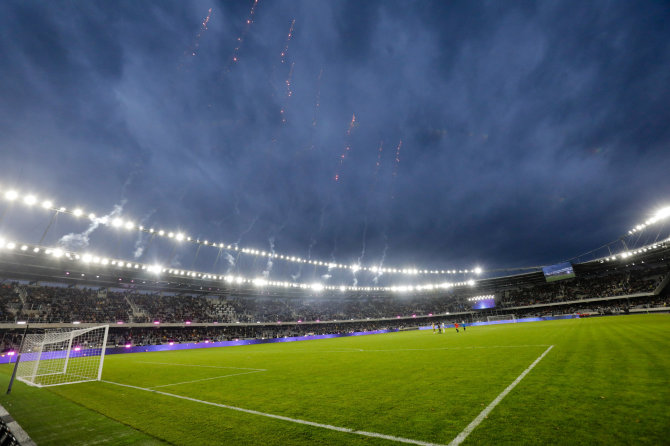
[
  {"left": 487, "top": 314, "right": 517, "bottom": 323},
  {"left": 16, "top": 325, "right": 109, "bottom": 387}
]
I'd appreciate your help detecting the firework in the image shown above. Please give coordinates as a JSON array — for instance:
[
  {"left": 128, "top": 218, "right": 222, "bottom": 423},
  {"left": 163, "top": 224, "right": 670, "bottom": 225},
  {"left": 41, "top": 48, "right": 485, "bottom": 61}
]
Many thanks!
[
  {"left": 227, "top": 0, "right": 260, "bottom": 68},
  {"left": 391, "top": 139, "right": 403, "bottom": 199},
  {"left": 280, "top": 19, "right": 296, "bottom": 64},
  {"left": 312, "top": 68, "right": 323, "bottom": 128},
  {"left": 285, "top": 62, "right": 295, "bottom": 98},
  {"left": 334, "top": 114, "right": 357, "bottom": 182}
]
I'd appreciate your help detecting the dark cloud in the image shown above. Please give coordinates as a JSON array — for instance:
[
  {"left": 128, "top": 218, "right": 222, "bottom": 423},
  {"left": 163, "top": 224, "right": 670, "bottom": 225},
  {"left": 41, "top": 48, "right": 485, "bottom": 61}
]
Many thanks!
[{"left": 0, "top": 0, "right": 668, "bottom": 285}]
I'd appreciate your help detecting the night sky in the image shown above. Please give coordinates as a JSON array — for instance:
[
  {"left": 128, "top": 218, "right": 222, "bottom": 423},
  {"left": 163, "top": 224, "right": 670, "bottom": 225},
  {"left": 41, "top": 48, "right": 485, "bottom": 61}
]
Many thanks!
[{"left": 1, "top": 1, "right": 669, "bottom": 287}]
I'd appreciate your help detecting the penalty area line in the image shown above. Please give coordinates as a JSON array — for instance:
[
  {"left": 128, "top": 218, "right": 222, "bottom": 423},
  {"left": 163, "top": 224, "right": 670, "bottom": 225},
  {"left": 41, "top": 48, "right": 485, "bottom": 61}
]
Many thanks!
[
  {"left": 102, "top": 380, "right": 446, "bottom": 446},
  {"left": 447, "top": 345, "right": 555, "bottom": 446}
]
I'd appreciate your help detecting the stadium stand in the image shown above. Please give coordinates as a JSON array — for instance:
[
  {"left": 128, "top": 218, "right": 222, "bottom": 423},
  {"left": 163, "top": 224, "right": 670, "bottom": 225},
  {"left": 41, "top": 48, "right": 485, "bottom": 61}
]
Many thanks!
[{"left": 0, "top": 258, "right": 668, "bottom": 353}]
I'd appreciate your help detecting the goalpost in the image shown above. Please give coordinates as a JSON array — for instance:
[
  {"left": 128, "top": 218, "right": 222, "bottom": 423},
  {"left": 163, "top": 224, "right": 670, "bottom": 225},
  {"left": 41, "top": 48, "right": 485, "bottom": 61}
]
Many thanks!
[
  {"left": 486, "top": 314, "right": 517, "bottom": 323},
  {"left": 15, "top": 325, "right": 109, "bottom": 387}
]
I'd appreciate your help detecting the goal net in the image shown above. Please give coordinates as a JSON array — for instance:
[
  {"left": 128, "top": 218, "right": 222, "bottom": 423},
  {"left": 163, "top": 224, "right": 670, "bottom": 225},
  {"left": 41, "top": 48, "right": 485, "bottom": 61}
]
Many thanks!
[
  {"left": 16, "top": 325, "right": 109, "bottom": 387},
  {"left": 487, "top": 314, "right": 517, "bottom": 323}
]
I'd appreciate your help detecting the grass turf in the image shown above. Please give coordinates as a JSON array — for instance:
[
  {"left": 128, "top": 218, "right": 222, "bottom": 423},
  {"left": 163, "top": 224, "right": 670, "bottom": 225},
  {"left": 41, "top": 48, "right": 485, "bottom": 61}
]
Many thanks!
[{"left": 0, "top": 314, "right": 668, "bottom": 445}]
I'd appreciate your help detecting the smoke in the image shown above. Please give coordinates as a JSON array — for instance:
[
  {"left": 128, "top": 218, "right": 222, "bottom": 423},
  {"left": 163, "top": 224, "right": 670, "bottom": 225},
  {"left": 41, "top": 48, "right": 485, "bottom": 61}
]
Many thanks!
[
  {"left": 262, "top": 236, "right": 276, "bottom": 278},
  {"left": 58, "top": 201, "right": 126, "bottom": 251},
  {"left": 132, "top": 208, "right": 157, "bottom": 259},
  {"left": 372, "top": 237, "right": 389, "bottom": 285},
  {"left": 224, "top": 252, "right": 236, "bottom": 273}
]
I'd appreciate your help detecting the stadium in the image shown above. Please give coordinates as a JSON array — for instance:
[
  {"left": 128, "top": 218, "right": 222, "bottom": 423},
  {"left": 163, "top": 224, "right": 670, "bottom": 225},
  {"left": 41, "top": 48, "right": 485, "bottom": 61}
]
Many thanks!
[
  {"left": 2, "top": 2, "right": 670, "bottom": 445},
  {"left": 0, "top": 185, "right": 668, "bottom": 445}
]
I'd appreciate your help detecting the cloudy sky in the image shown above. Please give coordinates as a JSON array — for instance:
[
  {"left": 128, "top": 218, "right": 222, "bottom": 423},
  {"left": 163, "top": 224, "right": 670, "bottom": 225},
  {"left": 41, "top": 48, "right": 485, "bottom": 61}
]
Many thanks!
[{"left": 0, "top": 1, "right": 669, "bottom": 285}]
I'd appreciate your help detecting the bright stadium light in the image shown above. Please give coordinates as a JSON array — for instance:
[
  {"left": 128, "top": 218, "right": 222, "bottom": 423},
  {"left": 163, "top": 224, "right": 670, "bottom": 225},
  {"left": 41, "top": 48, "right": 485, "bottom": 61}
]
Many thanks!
[
  {"left": 73, "top": 208, "right": 83, "bottom": 217},
  {"left": 23, "top": 195, "right": 37, "bottom": 206},
  {"left": 112, "top": 218, "right": 123, "bottom": 227},
  {"left": 41, "top": 200, "right": 53, "bottom": 209},
  {"left": 4, "top": 190, "right": 18, "bottom": 201},
  {"left": 253, "top": 278, "right": 268, "bottom": 287},
  {"left": 474, "top": 266, "right": 482, "bottom": 275}
]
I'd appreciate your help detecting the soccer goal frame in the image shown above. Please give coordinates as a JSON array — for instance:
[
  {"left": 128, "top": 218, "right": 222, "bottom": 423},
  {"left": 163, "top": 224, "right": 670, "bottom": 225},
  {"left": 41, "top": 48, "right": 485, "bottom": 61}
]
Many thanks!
[
  {"left": 486, "top": 314, "right": 517, "bottom": 323},
  {"left": 16, "top": 325, "right": 109, "bottom": 387}
]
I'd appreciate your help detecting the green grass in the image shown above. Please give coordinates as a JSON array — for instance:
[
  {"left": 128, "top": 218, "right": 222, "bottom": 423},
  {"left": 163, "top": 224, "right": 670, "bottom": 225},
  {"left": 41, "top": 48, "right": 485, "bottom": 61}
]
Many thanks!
[{"left": 1, "top": 314, "right": 669, "bottom": 445}]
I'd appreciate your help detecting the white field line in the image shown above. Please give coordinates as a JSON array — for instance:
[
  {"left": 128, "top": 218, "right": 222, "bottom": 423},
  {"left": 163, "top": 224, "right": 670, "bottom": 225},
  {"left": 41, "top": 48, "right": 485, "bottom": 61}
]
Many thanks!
[
  {"left": 149, "top": 370, "right": 266, "bottom": 388},
  {"left": 136, "top": 361, "right": 266, "bottom": 371},
  {"left": 447, "top": 345, "right": 555, "bottom": 446},
  {"left": 102, "top": 380, "right": 446, "bottom": 446}
]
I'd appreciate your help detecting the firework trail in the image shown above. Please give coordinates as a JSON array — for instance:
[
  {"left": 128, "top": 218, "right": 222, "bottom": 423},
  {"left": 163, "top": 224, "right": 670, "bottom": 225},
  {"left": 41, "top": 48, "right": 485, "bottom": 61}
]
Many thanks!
[
  {"left": 280, "top": 19, "right": 295, "bottom": 64},
  {"left": 312, "top": 68, "right": 323, "bottom": 128},
  {"left": 285, "top": 62, "right": 295, "bottom": 98},
  {"left": 192, "top": 8, "right": 213, "bottom": 56},
  {"left": 372, "top": 140, "right": 384, "bottom": 191},
  {"left": 334, "top": 114, "right": 357, "bottom": 182},
  {"left": 347, "top": 113, "right": 357, "bottom": 136},
  {"left": 178, "top": 8, "right": 214, "bottom": 71},
  {"left": 358, "top": 140, "right": 385, "bottom": 265},
  {"left": 391, "top": 139, "right": 403, "bottom": 199},
  {"left": 226, "top": 0, "right": 260, "bottom": 69}
]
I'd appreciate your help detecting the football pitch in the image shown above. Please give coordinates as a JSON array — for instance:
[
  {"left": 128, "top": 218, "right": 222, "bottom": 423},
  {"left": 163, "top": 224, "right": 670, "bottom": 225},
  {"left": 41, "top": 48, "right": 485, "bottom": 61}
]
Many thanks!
[{"left": 1, "top": 314, "right": 668, "bottom": 445}]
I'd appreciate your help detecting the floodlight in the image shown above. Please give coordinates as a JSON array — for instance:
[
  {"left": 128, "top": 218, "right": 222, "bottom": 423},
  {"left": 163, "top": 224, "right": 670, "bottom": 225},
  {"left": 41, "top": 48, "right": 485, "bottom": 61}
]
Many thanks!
[
  {"left": 23, "top": 195, "right": 37, "bottom": 205},
  {"left": 52, "top": 248, "right": 63, "bottom": 257},
  {"left": 4, "top": 190, "right": 18, "bottom": 201},
  {"left": 73, "top": 208, "right": 83, "bottom": 217},
  {"left": 311, "top": 283, "right": 324, "bottom": 291},
  {"left": 176, "top": 233, "right": 185, "bottom": 241},
  {"left": 6, "top": 242, "right": 15, "bottom": 250},
  {"left": 20, "top": 245, "right": 27, "bottom": 251},
  {"left": 474, "top": 267, "right": 482, "bottom": 275},
  {"left": 654, "top": 206, "right": 670, "bottom": 220},
  {"left": 253, "top": 278, "right": 267, "bottom": 287},
  {"left": 124, "top": 221, "right": 134, "bottom": 230},
  {"left": 467, "top": 279, "right": 475, "bottom": 286},
  {"left": 42, "top": 200, "right": 53, "bottom": 209},
  {"left": 88, "top": 213, "right": 96, "bottom": 220},
  {"left": 112, "top": 218, "right": 123, "bottom": 227}
]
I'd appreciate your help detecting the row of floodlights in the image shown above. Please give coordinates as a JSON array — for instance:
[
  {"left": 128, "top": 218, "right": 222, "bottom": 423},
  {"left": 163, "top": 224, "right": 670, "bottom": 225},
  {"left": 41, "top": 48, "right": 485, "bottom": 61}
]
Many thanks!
[
  {"left": 628, "top": 206, "right": 670, "bottom": 235},
  {"left": 0, "top": 186, "right": 483, "bottom": 277},
  {"left": 0, "top": 237, "right": 477, "bottom": 293},
  {"left": 602, "top": 242, "right": 667, "bottom": 262},
  {"left": 467, "top": 295, "right": 495, "bottom": 301}
]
